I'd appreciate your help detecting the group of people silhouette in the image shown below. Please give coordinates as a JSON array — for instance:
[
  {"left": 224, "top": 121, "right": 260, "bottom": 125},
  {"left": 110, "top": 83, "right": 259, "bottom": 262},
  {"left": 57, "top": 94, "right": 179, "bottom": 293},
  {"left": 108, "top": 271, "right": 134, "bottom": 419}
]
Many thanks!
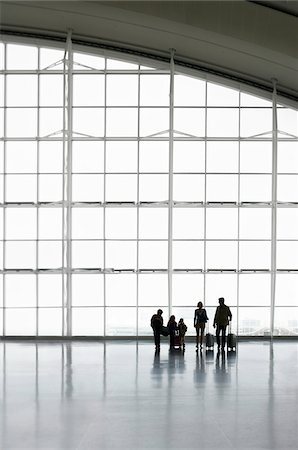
[{"left": 151, "top": 297, "right": 232, "bottom": 352}]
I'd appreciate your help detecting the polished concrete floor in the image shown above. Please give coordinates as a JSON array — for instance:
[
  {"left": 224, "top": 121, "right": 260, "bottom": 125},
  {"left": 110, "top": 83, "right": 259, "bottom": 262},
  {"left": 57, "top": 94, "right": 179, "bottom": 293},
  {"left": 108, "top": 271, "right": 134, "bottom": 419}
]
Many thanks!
[{"left": 0, "top": 340, "right": 297, "bottom": 450}]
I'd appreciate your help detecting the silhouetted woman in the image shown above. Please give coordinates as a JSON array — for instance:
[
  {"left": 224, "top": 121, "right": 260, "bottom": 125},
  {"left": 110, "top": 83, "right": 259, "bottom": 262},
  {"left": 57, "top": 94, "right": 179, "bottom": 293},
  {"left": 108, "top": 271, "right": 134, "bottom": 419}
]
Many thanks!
[
  {"left": 194, "top": 301, "right": 208, "bottom": 349},
  {"left": 167, "top": 315, "right": 178, "bottom": 350}
]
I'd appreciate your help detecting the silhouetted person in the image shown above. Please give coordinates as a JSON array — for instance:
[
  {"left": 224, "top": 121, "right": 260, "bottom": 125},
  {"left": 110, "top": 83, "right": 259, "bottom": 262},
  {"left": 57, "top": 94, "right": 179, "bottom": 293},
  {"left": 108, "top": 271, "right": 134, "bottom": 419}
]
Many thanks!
[
  {"left": 194, "top": 301, "right": 209, "bottom": 349},
  {"left": 178, "top": 318, "right": 187, "bottom": 350},
  {"left": 167, "top": 315, "right": 178, "bottom": 350},
  {"left": 151, "top": 309, "right": 163, "bottom": 351},
  {"left": 213, "top": 297, "right": 232, "bottom": 350}
]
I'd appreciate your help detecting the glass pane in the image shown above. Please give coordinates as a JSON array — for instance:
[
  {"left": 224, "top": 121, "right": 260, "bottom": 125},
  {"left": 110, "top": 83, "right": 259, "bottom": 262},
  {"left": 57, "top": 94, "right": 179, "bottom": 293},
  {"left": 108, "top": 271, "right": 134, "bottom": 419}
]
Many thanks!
[
  {"left": 72, "top": 274, "right": 104, "bottom": 306},
  {"left": 238, "top": 307, "right": 270, "bottom": 336},
  {"left": 276, "top": 242, "right": 298, "bottom": 269},
  {"left": 73, "top": 74, "right": 105, "bottom": 106},
  {"left": 173, "top": 175, "right": 205, "bottom": 202},
  {"left": 72, "top": 141, "right": 104, "bottom": 173},
  {"left": 139, "top": 141, "right": 169, "bottom": 173},
  {"left": 73, "top": 52, "right": 105, "bottom": 70},
  {"left": 6, "top": 208, "right": 36, "bottom": 239},
  {"left": 207, "top": 82, "right": 239, "bottom": 106},
  {"left": 39, "top": 208, "right": 62, "bottom": 239},
  {"left": 7, "top": 44, "right": 37, "bottom": 70},
  {"left": 240, "top": 92, "right": 271, "bottom": 107},
  {"left": 172, "top": 274, "right": 204, "bottom": 306},
  {"left": 139, "top": 208, "right": 168, "bottom": 239},
  {"left": 174, "top": 108, "right": 205, "bottom": 136},
  {"left": 39, "top": 142, "right": 63, "bottom": 173},
  {"left": 240, "top": 208, "right": 271, "bottom": 239},
  {"left": 106, "top": 108, "right": 138, "bottom": 137},
  {"left": 105, "top": 208, "right": 137, "bottom": 239},
  {"left": 38, "top": 274, "right": 62, "bottom": 306},
  {"left": 277, "top": 208, "right": 298, "bottom": 239},
  {"left": 72, "top": 241, "right": 103, "bottom": 269},
  {"left": 38, "top": 241, "right": 62, "bottom": 269},
  {"left": 106, "top": 274, "right": 136, "bottom": 305},
  {"left": 106, "top": 307, "right": 136, "bottom": 336},
  {"left": 205, "top": 274, "right": 237, "bottom": 306},
  {"left": 6, "top": 141, "right": 37, "bottom": 173},
  {"left": 106, "top": 141, "right": 137, "bottom": 173},
  {"left": 5, "top": 274, "right": 36, "bottom": 307},
  {"left": 72, "top": 208, "right": 104, "bottom": 239},
  {"left": 275, "top": 275, "right": 298, "bottom": 306},
  {"left": 40, "top": 75, "right": 64, "bottom": 106},
  {"left": 277, "top": 175, "right": 298, "bottom": 202},
  {"left": 239, "top": 242, "right": 271, "bottom": 270},
  {"left": 73, "top": 108, "right": 104, "bottom": 136},
  {"left": 39, "top": 175, "right": 63, "bottom": 202},
  {"left": 277, "top": 142, "right": 298, "bottom": 173},
  {"left": 240, "top": 108, "right": 272, "bottom": 137},
  {"left": 106, "top": 174, "right": 137, "bottom": 202},
  {"left": 0, "top": 141, "right": 3, "bottom": 172},
  {"left": 207, "top": 142, "right": 238, "bottom": 173},
  {"left": 278, "top": 108, "right": 298, "bottom": 137},
  {"left": 38, "top": 308, "right": 62, "bottom": 336},
  {"left": 6, "top": 75, "right": 37, "bottom": 106},
  {"left": 40, "top": 48, "right": 64, "bottom": 69},
  {"left": 0, "top": 43, "right": 4, "bottom": 70},
  {"left": 105, "top": 241, "right": 136, "bottom": 269},
  {"left": 172, "top": 241, "right": 204, "bottom": 269},
  {"left": 39, "top": 108, "right": 64, "bottom": 137},
  {"left": 139, "top": 74, "right": 169, "bottom": 106},
  {"left": 107, "top": 74, "right": 138, "bottom": 106},
  {"left": 5, "top": 242, "right": 36, "bottom": 269},
  {"left": 139, "top": 241, "right": 168, "bottom": 269},
  {"left": 206, "top": 242, "right": 238, "bottom": 269},
  {"left": 72, "top": 174, "right": 104, "bottom": 202},
  {"left": 174, "top": 75, "right": 205, "bottom": 106},
  {"left": 173, "top": 208, "right": 204, "bottom": 239},
  {"left": 206, "top": 208, "right": 238, "bottom": 239},
  {"left": 206, "top": 175, "right": 238, "bottom": 202},
  {"left": 274, "top": 308, "right": 298, "bottom": 336},
  {"left": 207, "top": 109, "right": 239, "bottom": 137},
  {"left": 107, "top": 58, "right": 138, "bottom": 70},
  {"left": 139, "top": 174, "right": 168, "bottom": 202},
  {"left": 174, "top": 141, "right": 205, "bottom": 173},
  {"left": 140, "top": 108, "right": 169, "bottom": 137},
  {"left": 240, "top": 141, "right": 272, "bottom": 173},
  {"left": 6, "top": 109, "right": 37, "bottom": 137},
  {"left": 138, "top": 307, "right": 169, "bottom": 335},
  {"left": 240, "top": 175, "right": 271, "bottom": 202},
  {"left": 239, "top": 274, "right": 271, "bottom": 306},
  {"left": 138, "top": 275, "right": 168, "bottom": 306},
  {"left": 72, "top": 307, "right": 104, "bottom": 336},
  {"left": 5, "top": 309, "right": 36, "bottom": 336}
]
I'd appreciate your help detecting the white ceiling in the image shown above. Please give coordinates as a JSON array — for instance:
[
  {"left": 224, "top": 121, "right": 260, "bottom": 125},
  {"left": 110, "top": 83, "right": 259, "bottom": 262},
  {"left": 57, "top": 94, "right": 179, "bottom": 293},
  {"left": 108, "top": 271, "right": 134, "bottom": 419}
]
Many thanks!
[{"left": 1, "top": 1, "right": 297, "bottom": 102}]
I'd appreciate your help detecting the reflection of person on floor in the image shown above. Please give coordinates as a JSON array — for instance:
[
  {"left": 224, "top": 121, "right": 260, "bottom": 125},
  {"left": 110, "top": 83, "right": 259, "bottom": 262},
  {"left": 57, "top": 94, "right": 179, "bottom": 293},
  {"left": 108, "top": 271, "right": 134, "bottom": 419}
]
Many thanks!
[
  {"left": 194, "top": 301, "right": 209, "bottom": 349},
  {"left": 178, "top": 318, "right": 187, "bottom": 350},
  {"left": 151, "top": 309, "right": 163, "bottom": 351},
  {"left": 167, "top": 315, "right": 178, "bottom": 350},
  {"left": 213, "top": 297, "right": 232, "bottom": 350}
]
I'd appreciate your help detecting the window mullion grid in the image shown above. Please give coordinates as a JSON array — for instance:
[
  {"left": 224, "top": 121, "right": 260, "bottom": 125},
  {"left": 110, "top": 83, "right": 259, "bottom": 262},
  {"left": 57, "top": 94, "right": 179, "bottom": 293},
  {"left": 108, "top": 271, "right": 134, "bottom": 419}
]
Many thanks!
[
  {"left": 136, "top": 66, "right": 140, "bottom": 338},
  {"left": 36, "top": 47, "right": 40, "bottom": 336},
  {"left": 203, "top": 81, "right": 207, "bottom": 304},
  {"left": 168, "top": 50, "right": 175, "bottom": 317},
  {"left": 270, "top": 80, "right": 278, "bottom": 337},
  {"left": 237, "top": 90, "right": 241, "bottom": 336},
  {"left": 62, "top": 48, "right": 67, "bottom": 337},
  {"left": 2, "top": 43, "right": 7, "bottom": 337},
  {"left": 103, "top": 57, "right": 107, "bottom": 338}
]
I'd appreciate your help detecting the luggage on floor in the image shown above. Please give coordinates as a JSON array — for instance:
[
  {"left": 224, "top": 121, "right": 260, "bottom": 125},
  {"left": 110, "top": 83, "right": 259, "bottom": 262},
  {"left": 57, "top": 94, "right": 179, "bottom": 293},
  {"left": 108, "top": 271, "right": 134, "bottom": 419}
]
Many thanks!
[
  {"left": 161, "top": 326, "right": 169, "bottom": 337},
  {"left": 174, "top": 332, "right": 181, "bottom": 349},
  {"left": 205, "top": 332, "right": 214, "bottom": 349},
  {"left": 227, "top": 324, "right": 236, "bottom": 351}
]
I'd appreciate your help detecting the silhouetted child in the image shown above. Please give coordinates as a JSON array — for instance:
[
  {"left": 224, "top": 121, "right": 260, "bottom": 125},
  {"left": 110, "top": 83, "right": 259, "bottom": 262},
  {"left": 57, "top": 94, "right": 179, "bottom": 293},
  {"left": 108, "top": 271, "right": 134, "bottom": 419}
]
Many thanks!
[
  {"left": 167, "top": 315, "right": 178, "bottom": 349},
  {"left": 178, "top": 318, "right": 187, "bottom": 349}
]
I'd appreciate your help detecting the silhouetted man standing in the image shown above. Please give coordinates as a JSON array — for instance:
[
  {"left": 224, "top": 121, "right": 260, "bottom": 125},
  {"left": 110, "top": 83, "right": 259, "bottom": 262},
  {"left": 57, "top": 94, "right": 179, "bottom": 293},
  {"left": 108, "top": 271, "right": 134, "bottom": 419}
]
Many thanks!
[
  {"left": 213, "top": 297, "right": 232, "bottom": 350},
  {"left": 151, "top": 309, "right": 163, "bottom": 351}
]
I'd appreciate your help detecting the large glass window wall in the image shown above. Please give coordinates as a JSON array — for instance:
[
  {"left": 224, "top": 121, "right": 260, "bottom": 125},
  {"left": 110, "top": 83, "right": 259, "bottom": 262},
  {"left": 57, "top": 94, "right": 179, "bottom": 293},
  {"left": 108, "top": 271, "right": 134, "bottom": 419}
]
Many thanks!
[{"left": 0, "top": 38, "right": 297, "bottom": 337}]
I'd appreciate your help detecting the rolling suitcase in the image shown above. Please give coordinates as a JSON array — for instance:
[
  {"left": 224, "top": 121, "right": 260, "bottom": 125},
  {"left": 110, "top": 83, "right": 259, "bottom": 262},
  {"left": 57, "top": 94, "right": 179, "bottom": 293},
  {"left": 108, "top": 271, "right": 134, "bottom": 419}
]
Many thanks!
[
  {"left": 205, "top": 332, "right": 214, "bottom": 349},
  {"left": 227, "top": 324, "right": 236, "bottom": 351}
]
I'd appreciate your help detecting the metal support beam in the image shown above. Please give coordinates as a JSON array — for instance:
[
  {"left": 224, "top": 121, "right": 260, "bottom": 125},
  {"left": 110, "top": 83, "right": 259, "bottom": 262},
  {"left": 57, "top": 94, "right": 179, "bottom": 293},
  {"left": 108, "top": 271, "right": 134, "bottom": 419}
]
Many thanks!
[{"left": 270, "top": 78, "right": 278, "bottom": 337}]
